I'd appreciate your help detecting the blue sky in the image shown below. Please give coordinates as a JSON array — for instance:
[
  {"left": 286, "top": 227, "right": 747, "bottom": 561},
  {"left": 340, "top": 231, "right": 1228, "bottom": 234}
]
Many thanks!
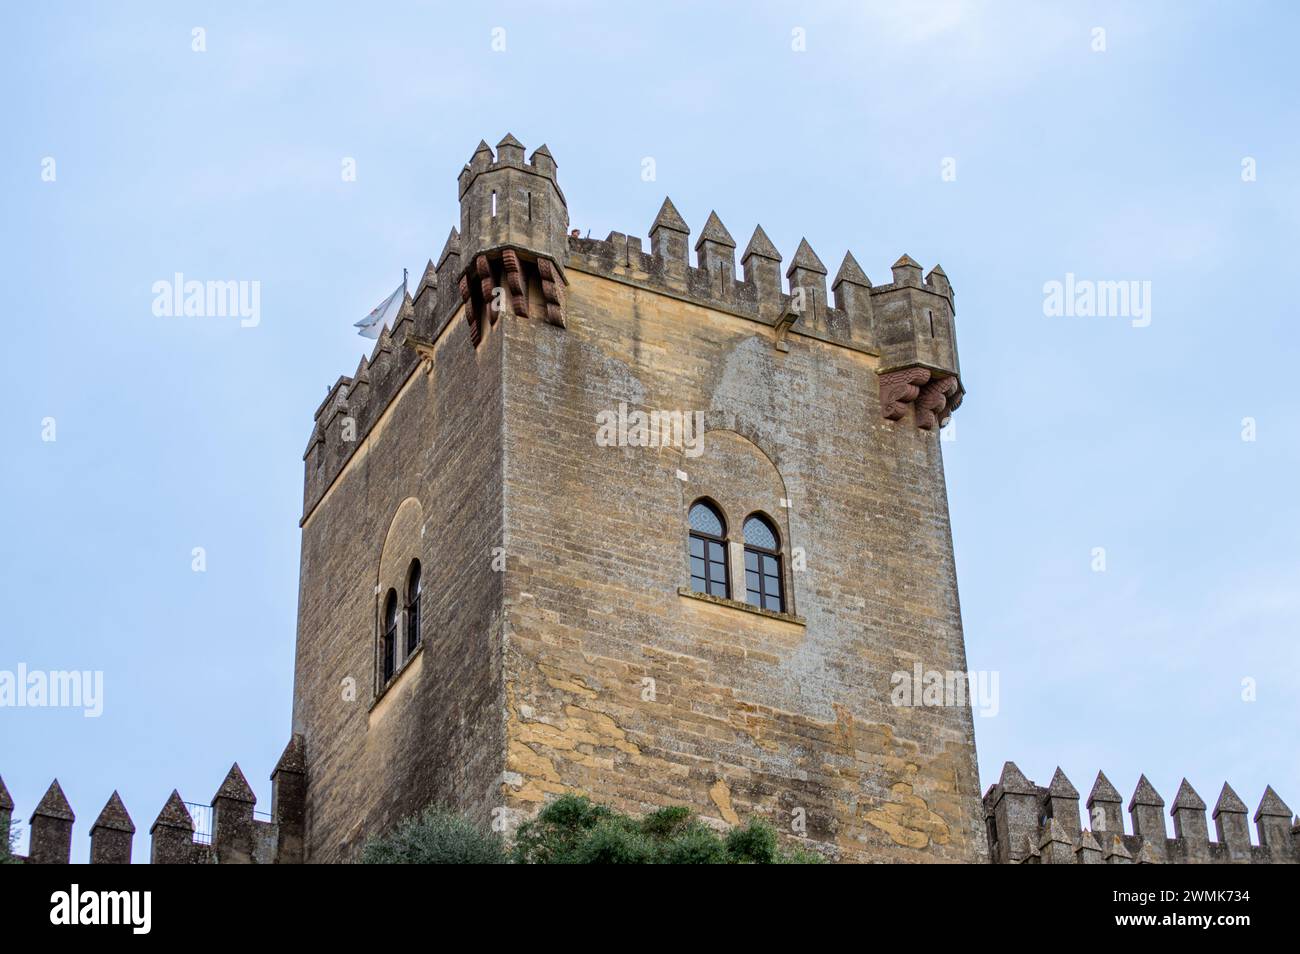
[{"left": 2, "top": 2, "right": 1297, "bottom": 861}]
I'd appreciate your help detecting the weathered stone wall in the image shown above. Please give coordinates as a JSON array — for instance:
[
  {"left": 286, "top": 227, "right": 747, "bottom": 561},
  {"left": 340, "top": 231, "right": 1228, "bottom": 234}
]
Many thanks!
[
  {"left": 291, "top": 297, "right": 507, "bottom": 862},
  {"left": 497, "top": 268, "right": 986, "bottom": 862}
]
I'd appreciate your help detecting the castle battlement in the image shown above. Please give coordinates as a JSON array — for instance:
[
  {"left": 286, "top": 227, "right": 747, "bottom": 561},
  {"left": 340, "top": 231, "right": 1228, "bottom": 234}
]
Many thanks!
[
  {"left": 301, "top": 135, "right": 965, "bottom": 522},
  {"left": 0, "top": 736, "right": 304, "bottom": 864},
  {"left": 985, "top": 762, "right": 1299, "bottom": 864}
]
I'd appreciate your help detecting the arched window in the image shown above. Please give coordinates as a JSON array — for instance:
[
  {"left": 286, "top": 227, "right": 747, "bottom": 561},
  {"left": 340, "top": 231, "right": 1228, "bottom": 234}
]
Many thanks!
[
  {"left": 382, "top": 589, "right": 398, "bottom": 683},
  {"left": 405, "top": 560, "right": 422, "bottom": 655},
  {"left": 688, "top": 500, "right": 729, "bottom": 598},
  {"left": 743, "top": 514, "right": 784, "bottom": 612}
]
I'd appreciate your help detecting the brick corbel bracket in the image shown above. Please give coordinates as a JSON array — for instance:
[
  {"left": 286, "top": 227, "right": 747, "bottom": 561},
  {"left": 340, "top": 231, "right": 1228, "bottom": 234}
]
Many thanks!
[
  {"left": 879, "top": 366, "right": 964, "bottom": 430},
  {"left": 458, "top": 246, "right": 566, "bottom": 346}
]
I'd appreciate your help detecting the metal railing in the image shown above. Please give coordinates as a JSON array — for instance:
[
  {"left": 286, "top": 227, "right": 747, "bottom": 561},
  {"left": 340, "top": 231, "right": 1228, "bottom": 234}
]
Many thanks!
[
  {"left": 183, "top": 803, "right": 273, "bottom": 845},
  {"left": 184, "top": 802, "right": 214, "bottom": 845}
]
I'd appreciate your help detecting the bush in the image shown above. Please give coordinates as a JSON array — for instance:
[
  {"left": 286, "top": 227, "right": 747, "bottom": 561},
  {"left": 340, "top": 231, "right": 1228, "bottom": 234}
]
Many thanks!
[
  {"left": 363, "top": 793, "right": 823, "bottom": 864},
  {"left": 725, "top": 818, "right": 780, "bottom": 863},
  {"left": 512, "top": 793, "right": 822, "bottom": 865},
  {"left": 360, "top": 805, "right": 508, "bottom": 864},
  {"left": 511, "top": 793, "right": 615, "bottom": 864}
]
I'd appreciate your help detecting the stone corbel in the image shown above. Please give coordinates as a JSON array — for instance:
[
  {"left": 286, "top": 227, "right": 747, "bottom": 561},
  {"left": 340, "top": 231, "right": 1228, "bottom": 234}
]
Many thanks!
[{"left": 879, "top": 366, "right": 963, "bottom": 430}]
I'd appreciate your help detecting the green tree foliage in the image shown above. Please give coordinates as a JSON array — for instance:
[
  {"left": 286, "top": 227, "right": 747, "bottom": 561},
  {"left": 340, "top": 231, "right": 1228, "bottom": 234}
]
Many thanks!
[
  {"left": 362, "top": 793, "right": 823, "bottom": 864},
  {"left": 514, "top": 795, "right": 822, "bottom": 864},
  {"left": 1, "top": 821, "right": 21, "bottom": 864},
  {"left": 359, "top": 805, "right": 508, "bottom": 864}
]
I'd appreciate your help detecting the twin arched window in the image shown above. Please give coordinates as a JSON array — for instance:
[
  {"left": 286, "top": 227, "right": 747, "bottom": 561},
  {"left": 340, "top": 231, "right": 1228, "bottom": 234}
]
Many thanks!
[
  {"left": 380, "top": 558, "right": 423, "bottom": 688},
  {"left": 688, "top": 500, "right": 785, "bottom": 613}
]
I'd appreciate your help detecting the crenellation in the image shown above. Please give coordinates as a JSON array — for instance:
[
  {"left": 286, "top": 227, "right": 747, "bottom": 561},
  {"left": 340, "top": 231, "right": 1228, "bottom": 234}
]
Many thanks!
[
  {"left": 564, "top": 220, "right": 886, "bottom": 355},
  {"left": 414, "top": 257, "right": 438, "bottom": 316},
  {"left": 149, "top": 791, "right": 196, "bottom": 864},
  {"left": 1076, "top": 828, "right": 1103, "bottom": 864},
  {"left": 302, "top": 135, "right": 975, "bottom": 513},
  {"left": 985, "top": 761, "right": 1040, "bottom": 863},
  {"left": 2, "top": 739, "right": 307, "bottom": 863},
  {"left": 648, "top": 196, "right": 690, "bottom": 273},
  {"left": 27, "top": 779, "right": 74, "bottom": 864},
  {"left": 695, "top": 210, "right": 737, "bottom": 296},
  {"left": 984, "top": 764, "right": 1297, "bottom": 865},
  {"left": 832, "top": 251, "right": 873, "bottom": 346},
  {"left": 891, "top": 253, "right": 923, "bottom": 287},
  {"left": 1170, "top": 778, "right": 1211, "bottom": 861},
  {"left": 528, "top": 142, "right": 557, "bottom": 178},
  {"left": 1103, "top": 832, "right": 1133, "bottom": 863},
  {"left": 347, "top": 354, "right": 370, "bottom": 411},
  {"left": 211, "top": 763, "right": 257, "bottom": 865},
  {"left": 1086, "top": 770, "right": 1124, "bottom": 836},
  {"left": 1254, "top": 785, "right": 1294, "bottom": 860},
  {"left": 1044, "top": 766, "right": 1081, "bottom": 842},
  {"left": 924, "top": 263, "right": 952, "bottom": 300},
  {"left": 495, "top": 131, "right": 525, "bottom": 165},
  {"left": 1038, "top": 817, "right": 1074, "bottom": 864},
  {"left": 786, "top": 238, "right": 829, "bottom": 330},
  {"left": 741, "top": 224, "right": 784, "bottom": 318},
  {"left": 88, "top": 791, "right": 134, "bottom": 864},
  {"left": 1128, "top": 774, "right": 1167, "bottom": 861},
  {"left": 270, "top": 735, "right": 306, "bottom": 864},
  {"left": 389, "top": 293, "right": 416, "bottom": 348},
  {"left": 1213, "top": 782, "right": 1251, "bottom": 861}
]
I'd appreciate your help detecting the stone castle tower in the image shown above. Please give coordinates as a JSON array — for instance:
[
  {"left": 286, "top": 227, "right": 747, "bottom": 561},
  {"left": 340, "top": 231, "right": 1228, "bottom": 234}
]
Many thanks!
[
  {"left": 290, "top": 133, "right": 979, "bottom": 863},
  {"left": 8, "top": 135, "right": 1290, "bottom": 865}
]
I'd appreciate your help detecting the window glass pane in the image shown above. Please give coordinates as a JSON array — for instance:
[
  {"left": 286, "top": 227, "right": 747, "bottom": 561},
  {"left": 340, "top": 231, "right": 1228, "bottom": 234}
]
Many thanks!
[
  {"left": 689, "top": 536, "right": 704, "bottom": 558},
  {"left": 762, "top": 554, "right": 778, "bottom": 575},
  {"left": 744, "top": 550, "right": 758, "bottom": 571},
  {"left": 691, "top": 556, "right": 706, "bottom": 577},
  {"left": 689, "top": 502, "right": 724, "bottom": 537},
  {"left": 746, "top": 589, "right": 762, "bottom": 607},
  {"left": 708, "top": 580, "right": 727, "bottom": 597},
  {"left": 691, "top": 575, "right": 707, "bottom": 593},
  {"left": 743, "top": 515, "right": 777, "bottom": 550},
  {"left": 764, "top": 594, "right": 782, "bottom": 612},
  {"left": 706, "top": 540, "right": 725, "bottom": 562},
  {"left": 407, "top": 597, "right": 420, "bottom": 653},
  {"left": 746, "top": 570, "right": 760, "bottom": 590}
]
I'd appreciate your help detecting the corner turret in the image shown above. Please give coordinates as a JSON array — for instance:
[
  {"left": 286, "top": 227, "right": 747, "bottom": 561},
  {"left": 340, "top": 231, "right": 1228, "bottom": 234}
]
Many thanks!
[
  {"left": 872, "top": 253, "right": 963, "bottom": 430},
  {"left": 457, "top": 135, "right": 570, "bottom": 344}
]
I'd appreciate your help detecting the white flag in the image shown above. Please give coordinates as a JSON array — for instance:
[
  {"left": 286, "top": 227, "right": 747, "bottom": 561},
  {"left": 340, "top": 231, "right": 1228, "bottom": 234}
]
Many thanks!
[{"left": 355, "top": 281, "right": 404, "bottom": 338}]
